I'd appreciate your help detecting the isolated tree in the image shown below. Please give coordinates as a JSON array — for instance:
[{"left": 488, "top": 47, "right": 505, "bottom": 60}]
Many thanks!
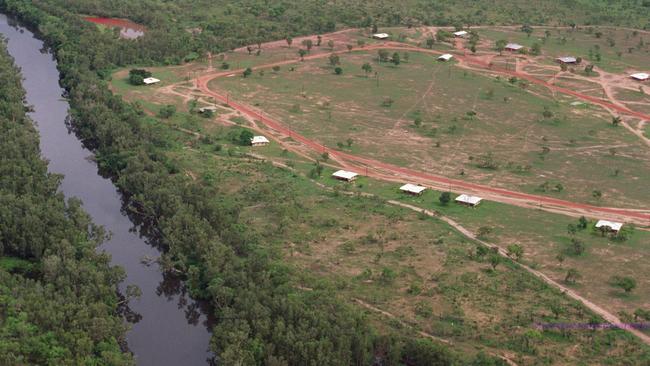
[
  {"left": 238, "top": 129, "right": 254, "bottom": 146},
  {"left": 316, "top": 35, "right": 322, "bottom": 46},
  {"left": 426, "top": 38, "right": 435, "bottom": 48},
  {"left": 391, "top": 52, "right": 401, "bottom": 66},
  {"left": 584, "top": 64, "right": 595, "bottom": 75},
  {"left": 272, "top": 65, "right": 280, "bottom": 73},
  {"left": 378, "top": 49, "right": 390, "bottom": 62},
  {"left": 567, "top": 224, "right": 577, "bottom": 235},
  {"left": 521, "top": 24, "right": 534, "bottom": 37},
  {"left": 495, "top": 39, "right": 507, "bottom": 55},
  {"left": 334, "top": 67, "right": 343, "bottom": 75},
  {"left": 327, "top": 39, "right": 334, "bottom": 50},
  {"left": 592, "top": 190, "right": 602, "bottom": 200},
  {"left": 246, "top": 45, "right": 254, "bottom": 55},
  {"left": 302, "top": 39, "right": 313, "bottom": 52},
  {"left": 286, "top": 36, "right": 293, "bottom": 47},
  {"left": 158, "top": 104, "right": 176, "bottom": 119},
  {"left": 347, "top": 44, "right": 353, "bottom": 52},
  {"left": 542, "top": 106, "right": 553, "bottom": 119},
  {"left": 128, "top": 69, "right": 152, "bottom": 85},
  {"left": 612, "top": 116, "right": 622, "bottom": 126},
  {"left": 530, "top": 43, "right": 542, "bottom": 56},
  {"left": 570, "top": 238, "right": 585, "bottom": 255},
  {"left": 489, "top": 254, "right": 501, "bottom": 271},
  {"left": 439, "top": 192, "right": 451, "bottom": 206},
  {"left": 328, "top": 53, "right": 340, "bottom": 66},
  {"left": 346, "top": 137, "right": 353, "bottom": 147},
  {"left": 361, "top": 62, "right": 373, "bottom": 76},
  {"left": 507, "top": 244, "right": 524, "bottom": 261},
  {"left": 242, "top": 67, "right": 253, "bottom": 78},
  {"left": 298, "top": 49, "right": 307, "bottom": 61},
  {"left": 611, "top": 276, "right": 636, "bottom": 293},
  {"left": 565, "top": 268, "right": 581, "bottom": 284},
  {"left": 578, "top": 216, "right": 589, "bottom": 230}
]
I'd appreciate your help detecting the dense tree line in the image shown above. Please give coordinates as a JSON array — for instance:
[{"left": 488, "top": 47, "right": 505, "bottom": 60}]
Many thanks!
[{"left": 0, "top": 36, "right": 132, "bottom": 364}]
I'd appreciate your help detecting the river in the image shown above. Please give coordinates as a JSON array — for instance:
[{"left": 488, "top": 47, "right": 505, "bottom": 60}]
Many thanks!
[{"left": 0, "top": 14, "right": 213, "bottom": 366}]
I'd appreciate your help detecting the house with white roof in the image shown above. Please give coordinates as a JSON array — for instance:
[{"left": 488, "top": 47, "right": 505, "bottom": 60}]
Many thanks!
[
  {"left": 332, "top": 170, "right": 358, "bottom": 182},
  {"left": 438, "top": 54, "right": 454, "bottom": 62},
  {"left": 595, "top": 220, "right": 623, "bottom": 233},
  {"left": 372, "top": 33, "right": 389, "bottom": 40},
  {"left": 400, "top": 183, "right": 426, "bottom": 195},
  {"left": 453, "top": 30, "right": 468, "bottom": 38},
  {"left": 250, "top": 135, "right": 270, "bottom": 146},
  {"left": 630, "top": 72, "right": 649, "bottom": 81},
  {"left": 556, "top": 56, "right": 577, "bottom": 64},
  {"left": 505, "top": 43, "right": 524, "bottom": 52},
  {"left": 455, "top": 194, "right": 483, "bottom": 207},
  {"left": 198, "top": 106, "right": 218, "bottom": 113},
  {"left": 142, "top": 77, "right": 161, "bottom": 85}
]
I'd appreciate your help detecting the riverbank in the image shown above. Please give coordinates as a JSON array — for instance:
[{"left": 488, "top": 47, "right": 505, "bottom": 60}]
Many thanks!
[{"left": 0, "top": 13, "right": 213, "bottom": 365}]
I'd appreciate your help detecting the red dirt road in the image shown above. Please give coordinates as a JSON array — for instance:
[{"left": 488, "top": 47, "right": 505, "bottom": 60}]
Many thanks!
[{"left": 195, "top": 42, "right": 650, "bottom": 225}]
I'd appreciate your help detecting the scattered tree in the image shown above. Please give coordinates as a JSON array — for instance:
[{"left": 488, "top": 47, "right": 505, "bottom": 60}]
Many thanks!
[
  {"left": 439, "top": 192, "right": 451, "bottom": 206},
  {"left": 362, "top": 62, "right": 373, "bottom": 76},
  {"left": 507, "top": 244, "right": 524, "bottom": 261},
  {"left": 611, "top": 276, "right": 637, "bottom": 293},
  {"left": 565, "top": 268, "right": 581, "bottom": 284},
  {"left": 286, "top": 36, "right": 293, "bottom": 47}
]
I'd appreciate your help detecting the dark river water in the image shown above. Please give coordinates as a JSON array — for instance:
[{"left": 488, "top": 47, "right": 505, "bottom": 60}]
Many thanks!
[{"left": 0, "top": 14, "right": 213, "bottom": 366}]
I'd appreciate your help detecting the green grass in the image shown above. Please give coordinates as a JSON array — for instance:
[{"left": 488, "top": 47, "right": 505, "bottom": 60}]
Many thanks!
[{"left": 208, "top": 48, "right": 650, "bottom": 207}]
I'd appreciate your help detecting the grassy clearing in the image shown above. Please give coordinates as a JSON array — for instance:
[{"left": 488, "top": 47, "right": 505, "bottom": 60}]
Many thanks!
[
  {"left": 477, "top": 26, "right": 650, "bottom": 73},
  {"left": 151, "top": 123, "right": 650, "bottom": 364},
  {"left": 207, "top": 48, "right": 650, "bottom": 207}
]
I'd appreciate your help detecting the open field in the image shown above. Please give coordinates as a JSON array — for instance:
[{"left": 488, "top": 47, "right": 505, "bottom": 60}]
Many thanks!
[
  {"left": 476, "top": 26, "right": 650, "bottom": 73},
  {"left": 200, "top": 44, "right": 650, "bottom": 208},
  {"left": 108, "top": 26, "right": 650, "bottom": 355},
  {"left": 160, "top": 127, "right": 650, "bottom": 364}
]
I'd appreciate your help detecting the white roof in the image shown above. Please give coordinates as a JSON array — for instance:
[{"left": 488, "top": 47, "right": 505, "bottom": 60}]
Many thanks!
[
  {"left": 455, "top": 194, "right": 483, "bottom": 205},
  {"left": 251, "top": 136, "right": 270, "bottom": 144},
  {"left": 199, "top": 106, "right": 218, "bottom": 112},
  {"left": 595, "top": 220, "right": 623, "bottom": 232},
  {"left": 373, "top": 33, "right": 389, "bottom": 39},
  {"left": 400, "top": 184, "right": 426, "bottom": 194},
  {"left": 438, "top": 54, "right": 454, "bottom": 61},
  {"left": 556, "top": 56, "right": 577, "bottom": 63},
  {"left": 630, "top": 72, "right": 649, "bottom": 81},
  {"left": 332, "top": 170, "right": 358, "bottom": 180},
  {"left": 142, "top": 77, "right": 160, "bottom": 85},
  {"left": 454, "top": 30, "right": 468, "bottom": 36},
  {"left": 506, "top": 43, "right": 523, "bottom": 50}
]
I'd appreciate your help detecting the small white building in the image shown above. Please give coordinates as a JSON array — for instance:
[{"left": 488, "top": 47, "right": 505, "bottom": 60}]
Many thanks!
[
  {"left": 505, "top": 43, "right": 524, "bottom": 52},
  {"left": 332, "top": 170, "right": 358, "bottom": 182},
  {"left": 556, "top": 56, "right": 577, "bottom": 64},
  {"left": 453, "top": 30, "right": 468, "bottom": 38},
  {"left": 142, "top": 77, "right": 161, "bottom": 85},
  {"left": 250, "top": 136, "right": 270, "bottom": 146},
  {"left": 372, "top": 33, "right": 389, "bottom": 40},
  {"left": 400, "top": 183, "right": 426, "bottom": 195},
  {"left": 455, "top": 194, "right": 483, "bottom": 207},
  {"left": 198, "top": 106, "right": 218, "bottom": 113},
  {"left": 595, "top": 220, "right": 623, "bottom": 233},
  {"left": 438, "top": 54, "right": 454, "bottom": 62},
  {"left": 630, "top": 72, "right": 649, "bottom": 81}
]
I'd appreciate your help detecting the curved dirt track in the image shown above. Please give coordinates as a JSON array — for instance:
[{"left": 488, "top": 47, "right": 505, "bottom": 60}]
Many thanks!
[{"left": 194, "top": 40, "right": 650, "bottom": 225}]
